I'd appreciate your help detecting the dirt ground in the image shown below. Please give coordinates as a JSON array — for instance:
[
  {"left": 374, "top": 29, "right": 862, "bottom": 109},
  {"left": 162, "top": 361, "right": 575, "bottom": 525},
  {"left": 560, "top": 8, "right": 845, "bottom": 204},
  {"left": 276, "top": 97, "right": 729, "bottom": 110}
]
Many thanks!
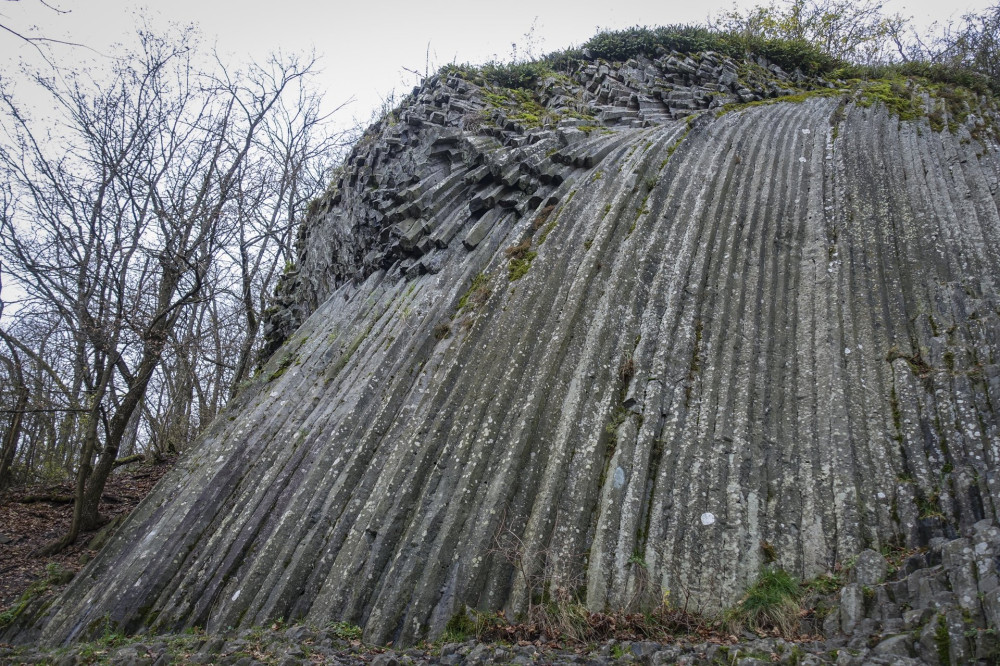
[{"left": 0, "top": 458, "right": 175, "bottom": 613}]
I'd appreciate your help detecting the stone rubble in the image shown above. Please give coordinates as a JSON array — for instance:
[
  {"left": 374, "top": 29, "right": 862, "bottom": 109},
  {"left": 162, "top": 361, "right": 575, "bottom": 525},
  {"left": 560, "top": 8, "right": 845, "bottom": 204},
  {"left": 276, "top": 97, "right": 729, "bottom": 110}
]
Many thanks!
[
  {"left": 819, "top": 519, "right": 1000, "bottom": 664},
  {"left": 0, "top": 629, "right": 945, "bottom": 665}
]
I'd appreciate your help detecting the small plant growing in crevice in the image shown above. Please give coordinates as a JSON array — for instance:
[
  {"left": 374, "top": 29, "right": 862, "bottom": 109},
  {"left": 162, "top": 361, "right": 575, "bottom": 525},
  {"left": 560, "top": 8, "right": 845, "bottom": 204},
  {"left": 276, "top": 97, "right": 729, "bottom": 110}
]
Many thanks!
[
  {"left": 441, "top": 611, "right": 476, "bottom": 643},
  {"left": 505, "top": 239, "right": 532, "bottom": 260},
  {"left": 433, "top": 322, "right": 451, "bottom": 340},
  {"left": 458, "top": 272, "right": 492, "bottom": 311},
  {"left": 618, "top": 352, "right": 635, "bottom": 387},
  {"left": 886, "top": 346, "right": 933, "bottom": 377},
  {"left": 935, "top": 612, "right": 952, "bottom": 666},
  {"left": 684, "top": 319, "right": 704, "bottom": 407},
  {"left": 879, "top": 536, "right": 923, "bottom": 576},
  {"left": 328, "top": 620, "right": 363, "bottom": 641},
  {"left": 531, "top": 204, "right": 556, "bottom": 231},
  {"left": 802, "top": 572, "right": 843, "bottom": 596},
  {"left": 505, "top": 239, "right": 538, "bottom": 281},
  {"left": 916, "top": 487, "right": 945, "bottom": 519}
]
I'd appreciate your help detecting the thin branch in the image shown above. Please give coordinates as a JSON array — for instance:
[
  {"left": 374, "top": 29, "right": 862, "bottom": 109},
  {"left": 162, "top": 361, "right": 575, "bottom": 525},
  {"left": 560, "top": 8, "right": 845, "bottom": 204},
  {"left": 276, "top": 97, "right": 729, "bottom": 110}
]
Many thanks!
[{"left": 0, "top": 407, "right": 90, "bottom": 414}]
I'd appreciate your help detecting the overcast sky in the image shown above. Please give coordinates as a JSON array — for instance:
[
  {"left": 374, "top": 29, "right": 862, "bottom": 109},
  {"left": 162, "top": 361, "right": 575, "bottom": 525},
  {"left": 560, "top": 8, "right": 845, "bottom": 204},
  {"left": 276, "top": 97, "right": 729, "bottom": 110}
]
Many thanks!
[
  {"left": 1, "top": 0, "right": 996, "bottom": 130},
  {"left": 0, "top": 0, "right": 994, "bottom": 312}
]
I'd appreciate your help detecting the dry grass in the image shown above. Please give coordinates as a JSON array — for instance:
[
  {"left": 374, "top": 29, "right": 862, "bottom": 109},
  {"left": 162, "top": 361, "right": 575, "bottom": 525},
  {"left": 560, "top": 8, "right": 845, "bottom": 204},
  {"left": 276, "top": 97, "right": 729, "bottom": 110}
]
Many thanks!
[{"left": 470, "top": 601, "right": 714, "bottom": 645}]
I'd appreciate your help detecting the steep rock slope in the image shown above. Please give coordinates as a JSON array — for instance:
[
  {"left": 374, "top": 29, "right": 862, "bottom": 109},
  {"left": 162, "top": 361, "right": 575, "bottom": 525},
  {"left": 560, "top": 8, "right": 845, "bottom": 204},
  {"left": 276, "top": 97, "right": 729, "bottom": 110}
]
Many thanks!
[{"left": 16, "top": 51, "right": 1000, "bottom": 647}]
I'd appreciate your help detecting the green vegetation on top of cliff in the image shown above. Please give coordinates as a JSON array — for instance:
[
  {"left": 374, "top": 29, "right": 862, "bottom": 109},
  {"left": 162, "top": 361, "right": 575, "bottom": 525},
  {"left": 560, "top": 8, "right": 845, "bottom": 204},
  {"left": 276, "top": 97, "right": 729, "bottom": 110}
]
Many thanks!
[
  {"left": 340, "top": 1, "right": 999, "bottom": 169},
  {"left": 437, "top": 0, "right": 1000, "bottom": 100}
]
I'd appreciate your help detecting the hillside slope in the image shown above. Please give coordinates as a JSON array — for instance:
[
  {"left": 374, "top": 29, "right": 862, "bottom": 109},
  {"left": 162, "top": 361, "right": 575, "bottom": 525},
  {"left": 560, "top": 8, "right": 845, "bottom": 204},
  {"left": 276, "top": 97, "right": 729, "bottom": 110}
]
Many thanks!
[{"left": 12, "top": 49, "right": 1000, "bottom": 648}]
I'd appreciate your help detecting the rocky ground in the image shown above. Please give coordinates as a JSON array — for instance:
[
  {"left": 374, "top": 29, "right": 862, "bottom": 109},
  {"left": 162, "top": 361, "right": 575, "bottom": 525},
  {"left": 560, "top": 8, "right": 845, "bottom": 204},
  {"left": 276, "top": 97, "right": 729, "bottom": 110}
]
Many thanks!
[{"left": 0, "top": 623, "right": 911, "bottom": 665}]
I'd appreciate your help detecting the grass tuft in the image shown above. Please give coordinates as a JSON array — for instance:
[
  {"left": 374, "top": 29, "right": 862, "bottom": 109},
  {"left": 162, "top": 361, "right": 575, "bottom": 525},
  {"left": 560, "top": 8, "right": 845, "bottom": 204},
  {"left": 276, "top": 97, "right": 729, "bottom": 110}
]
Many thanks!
[{"left": 724, "top": 567, "right": 801, "bottom": 637}]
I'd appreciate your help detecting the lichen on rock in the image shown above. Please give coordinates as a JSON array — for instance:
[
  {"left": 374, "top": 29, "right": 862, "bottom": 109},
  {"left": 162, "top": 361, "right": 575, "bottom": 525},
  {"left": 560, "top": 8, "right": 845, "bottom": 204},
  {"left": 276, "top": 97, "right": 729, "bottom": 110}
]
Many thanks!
[{"left": 11, "top": 44, "right": 1000, "bottom": 650}]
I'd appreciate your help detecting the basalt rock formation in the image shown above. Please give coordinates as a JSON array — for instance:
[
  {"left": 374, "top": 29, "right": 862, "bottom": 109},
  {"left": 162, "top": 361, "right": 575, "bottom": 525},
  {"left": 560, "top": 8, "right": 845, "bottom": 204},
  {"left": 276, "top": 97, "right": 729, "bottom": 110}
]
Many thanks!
[{"left": 12, "top": 48, "right": 1000, "bottom": 649}]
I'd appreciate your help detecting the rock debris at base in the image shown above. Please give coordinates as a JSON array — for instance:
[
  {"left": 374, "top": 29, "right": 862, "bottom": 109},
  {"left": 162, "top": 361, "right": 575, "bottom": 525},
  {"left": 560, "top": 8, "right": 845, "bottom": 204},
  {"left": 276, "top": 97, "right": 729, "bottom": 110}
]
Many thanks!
[
  {"left": 6, "top": 44, "right": 1000, "bottom": 651},
  {"left": 0, "top": 631, "right": 949, "bottom": 665}
]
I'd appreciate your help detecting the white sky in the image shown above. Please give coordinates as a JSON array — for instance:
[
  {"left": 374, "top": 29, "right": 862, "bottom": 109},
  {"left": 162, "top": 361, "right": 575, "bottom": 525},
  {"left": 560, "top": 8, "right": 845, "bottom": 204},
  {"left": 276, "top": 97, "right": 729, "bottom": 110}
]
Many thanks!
[
  {"left": 1, "top": 0, "right": 996, "bottom": 130},
  {"left": 0, "top": 0, "right": 994, "bottom": 313}
]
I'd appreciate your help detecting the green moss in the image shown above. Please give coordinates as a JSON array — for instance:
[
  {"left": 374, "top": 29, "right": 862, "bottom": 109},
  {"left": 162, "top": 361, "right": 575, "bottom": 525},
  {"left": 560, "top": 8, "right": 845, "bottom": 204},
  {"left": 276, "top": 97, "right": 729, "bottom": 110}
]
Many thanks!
[
  {"left": 717, "top": 89, "right": 838, "bottom": 117},
  {"left": 483, "top": 86, "right": 553, "bottom": 128},
  {"left": 634, "top": 191, "right": 651, "bottom": 224},
  {"left": 537, "top": 221, "right": 558, "bottom": 245},
  {"left": 0, "top": 586, "right": 42, "bottom": 629},
  {"left": 606, "top": 406, "right": 629, "bottom": 436},
  {"left": 665, "top": 124, "right": 693, "bottom": 161},
  {"left": 267, "top": 352, "right": 295, "bottom": 382},
  {"left": 0, "top": 563, "right": 73, "bottom": 629},
  {"left": 854, "top": 79, "right": 922, "bottom": 122},
  {"left": 537, "top": 193, "right": 574, "bottom": 244},
  {"left": 508, "top": 252, "right": 537, "bottom": 281},
  {"left": 830, "top": 98, "right": 847, "bottom": 140},
  {"left": 936, "top": 613, "right": 952, "bottom": 666}
]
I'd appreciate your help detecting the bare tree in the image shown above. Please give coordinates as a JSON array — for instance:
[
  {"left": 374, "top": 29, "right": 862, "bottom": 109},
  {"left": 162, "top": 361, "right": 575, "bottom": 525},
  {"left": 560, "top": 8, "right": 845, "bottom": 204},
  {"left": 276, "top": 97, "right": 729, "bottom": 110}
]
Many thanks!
[
  {"left": 0, "top": 26, "right": 338, "bottom": 551},
  {"left": 0, "top": 0, "right": 94, "bottom": 66},
  {"left": 0, "top": 327, "right": 29, "bottom": 491},
  {"left": 711, "top": 0, "right": 911, "bottom": 66},
  {"left": 225, "top": 70, "right": 344, "bottom": 395},
  {"left": 926, "top": 3, "right": 1000, "bottom": 88}
]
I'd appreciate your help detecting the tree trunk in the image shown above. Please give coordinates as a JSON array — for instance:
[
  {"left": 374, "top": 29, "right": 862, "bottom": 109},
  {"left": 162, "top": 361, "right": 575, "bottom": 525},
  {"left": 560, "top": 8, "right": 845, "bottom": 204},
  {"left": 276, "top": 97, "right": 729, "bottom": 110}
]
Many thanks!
[
  {"left": 39, "top": 399, "right": 102, "bottom": 554},
  {"left": 0, "top": 386, "right": 28, "bottom": 491},
  {"left": 0, "top": 348, "right": 29, "bottom": 491},
  {"left": 73, "top": 332, "right": 169, "bottom": 539}
]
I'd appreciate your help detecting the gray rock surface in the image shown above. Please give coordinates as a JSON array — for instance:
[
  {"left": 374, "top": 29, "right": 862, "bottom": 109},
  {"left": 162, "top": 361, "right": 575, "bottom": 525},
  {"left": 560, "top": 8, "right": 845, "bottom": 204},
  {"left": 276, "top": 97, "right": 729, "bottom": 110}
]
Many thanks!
[
  {"left": 8, "top": 48, "right": 1000, "bottom": 650},
  {"left": 821, "top": 519, "right": 1000, "bottom": 663},
  {"left": 851, "top": 550, "right": 888, "bottom": 587}
]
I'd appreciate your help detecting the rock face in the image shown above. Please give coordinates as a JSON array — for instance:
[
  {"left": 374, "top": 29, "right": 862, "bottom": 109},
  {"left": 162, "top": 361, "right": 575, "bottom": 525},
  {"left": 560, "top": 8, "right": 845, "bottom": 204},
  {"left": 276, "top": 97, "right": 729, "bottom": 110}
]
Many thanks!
[
  {"left": 820, "top": 520, "right": 1000, "bottom": 663},
  {"left": 13, "top": 50, "right": 1000, "bottom": 647}
]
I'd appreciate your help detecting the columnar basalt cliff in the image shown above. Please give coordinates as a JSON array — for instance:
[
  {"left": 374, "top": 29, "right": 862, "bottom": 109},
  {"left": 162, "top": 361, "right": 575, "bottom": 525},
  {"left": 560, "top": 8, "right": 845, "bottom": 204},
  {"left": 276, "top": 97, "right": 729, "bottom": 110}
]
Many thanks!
[{"left": 12, "top": 48, "right": 1000, "bottom": 649}]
